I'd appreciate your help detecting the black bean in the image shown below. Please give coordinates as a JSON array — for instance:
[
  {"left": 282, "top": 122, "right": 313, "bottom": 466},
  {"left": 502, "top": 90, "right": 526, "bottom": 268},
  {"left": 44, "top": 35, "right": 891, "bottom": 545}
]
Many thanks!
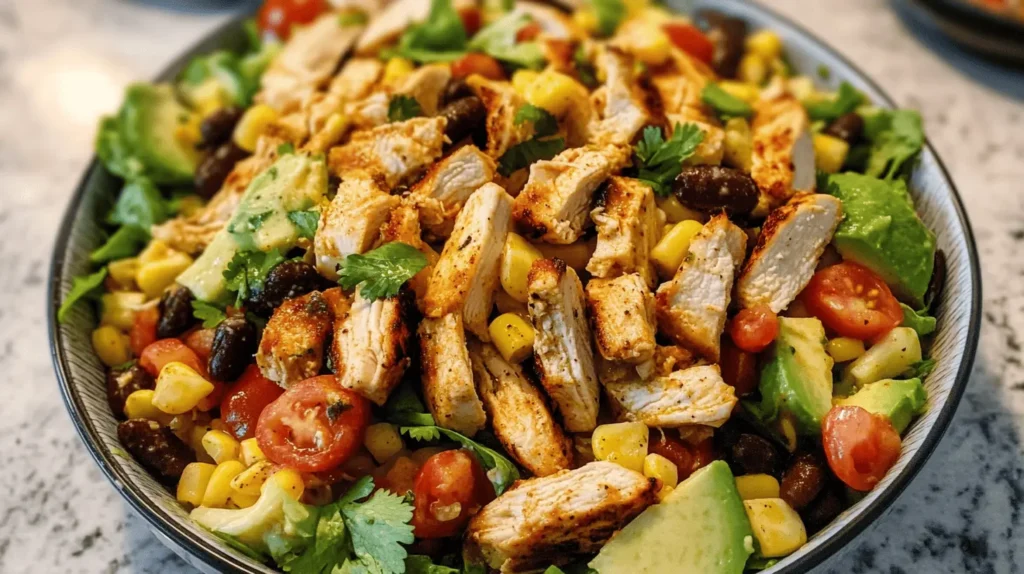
[
  {"left": 439, "top": 96, "right": 486, "bottom": 147},
  {"left": 780, "top": 452, "right": 827, "bottom": 510},
  {"left": 441, "top": 78, "right": 474, "bottom": 106},
  {"left": 199, "top": 106, "right": 244, "bottom": 149},
  {"left": 248, "top": 260, "right": 334, "bottom": 315},
  {"left": 801, "top": 485, "right": 846, "bottom": 534},
  {"left": 208, "top": 316, "right": 258, "bottom": 382},
  {"left": 673, "top": 166, "right": 760, "bottom": 216},
  {"left": 925, "top": 249, "right": 946, "bottom": 313},
  {"left": 106, "top": 364, "right": 155, "bottom": 418},
  {"left": 117, "top": 419, "right": 195, "bottom": 482},
  {"left": 823, "top": 112, "right": 865, "bottom": 145},
  {"left": 157, "top": 285, "right": 196, "bottom": 339},
  {"left": 194, "top": 142, "right": 249, "bottom": 198},
  {"left": 697, "top": 11, "right": 748, "bottom": 79},
  {"left": 729, "top": 433, "right": 780, "bottom": 476}
]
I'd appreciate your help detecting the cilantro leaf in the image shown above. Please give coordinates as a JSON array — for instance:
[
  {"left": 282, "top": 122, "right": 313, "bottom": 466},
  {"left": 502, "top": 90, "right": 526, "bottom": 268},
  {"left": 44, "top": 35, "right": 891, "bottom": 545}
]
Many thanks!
[
  {"left": 401, "top": 425, "right": 520, "bottom": 494},
  {"left": 633, "top": 123, "right": 705, "bottom": 196},
  {"left": 95, "top": 116, "right": 145, "bottom": 180},
  {"left": 223, "top": 249, "right": 286, "bottom": 307},
  {"left": 108, "top": 177, "right": 169, "bottom": 230},
  {"left": 388, "top": 95, "right": 423, "bottom": 122},
  {"left": 401, "top": 425, "right": 443, "bottom": 442},
  {"left": 288, "top": 209, "right": 320, "bottom": 239},
  {"left": 514, "top": 103, "right": 559, "bottom": 138},
  {"left": 592, "top": 0, "right": 626, "bottom": 36},
  {"left": 804, "top": 81, "right": 863, "bottom": 122},
  {"left": 90, "top": 224, "right": 148, "bottom": 263},
  {"left": 900, "top": 303, "right": 936, "bottom": 337},
  {"left": 277, "top": 142, "right": 295, "bottom": 155},
  {"left": 864, "top": 109, "right": 924, "bottom": 180},
  {"left": 192, "top": 300, "right": 227, "bottom": 329},
  {"left": 903, "top": 358, "right": 936, "bottom": 379},
  {"left": 468, "top": 12, "right": 546, "bottom": 69},
  {"left": 385, "top": 383, "right": 439, "bottom": 427},
  {"left": 228, "top": 210, "right": 274, "bottom": 236},
  {"left": 573, "top": 45, "right": 598, "bottom": 89},
  {"left": 58, "top": 268, "right": 108, "bottom": 323},
  {"left": 405, "top": 556, "right": 461, "bottom": 574},
  {"left": 497, "top": 137, "right": 565, "bottom": 177},
  {"left": 701, "top": 83, "right": 754, "bottom": 120},
  {"left": 215, "top": 532, "right": 269, "bottom": 562},
  {"left": 394, "top": 0, "right": 468, "bottom": 63},
  {"left": 338, "top": 242, "right": 428, "bottom": 300},
  {"left": 342, "top": 489, "right": 415, "bottom": 574}
]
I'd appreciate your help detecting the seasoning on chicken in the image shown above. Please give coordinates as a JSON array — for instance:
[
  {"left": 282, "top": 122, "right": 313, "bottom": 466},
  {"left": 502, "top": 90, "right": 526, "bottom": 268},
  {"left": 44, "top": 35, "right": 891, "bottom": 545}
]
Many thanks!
[
  {"left": 751, "top": 93, "right": 816, "bottom": 211},
  {"left": 469, "top": 340, "right": 573, "bottom": 477},
  {"left": 527, "top": 258, "right": 600, "bottom": 432},
  {"left": 586, "top": 273, "right": 657, "bottom": 365},
  {"left": 313, "top": 170, "right": 399, "bottom": 280},
  {"left": 603, "top": 364, "right": 738, "bottom": 428},
  {"left": 419, "top": 313, "right": 487, "bottom": 436},
  {"left": 408, "top": 145, "right": 497, "bottom": 240},
  {"left": 327, "top": 58, "right": 384, "bottom": 103},
  {"left": 464, "top": 461, "right": 658, "bottom": 572},
  {"left": 466, "top": 75, "right": 534, "bottom": 160},
  {"left": 736, "top": 194, "right": 844, "bottom": 313},
  {"left": 587, "top": 46, "right": 652, "bottom": 147},
  {"left": 328, "top": 116, "right": 447, "bottom": 188},
  {"left": 423, "top": 183, "right": 513, "bottom": 341},
  {"left": 379, "top": 200, "right": 439, "bottom": 310},
  {"left": 586, "top": 176, "right": 662, "bottom": 289},
  {"left": 346, "top": 63, "right": 453, "bottom": 128},
  {"left": 650, "top": 50, "right": 726, "bottom": 166},
  {"left": 655, "top": 214, "right": 748, "bottom": 362},
  {"left": 256, "top": 291, "right": 334, "bottom": 388}
]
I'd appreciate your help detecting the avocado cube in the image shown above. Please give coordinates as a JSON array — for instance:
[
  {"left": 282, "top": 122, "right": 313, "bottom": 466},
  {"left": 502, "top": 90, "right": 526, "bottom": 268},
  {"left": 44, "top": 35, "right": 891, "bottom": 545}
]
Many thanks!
[
  {"left": 836, "top": 378, "right": 926, "bottom": 433},
  {"left": 119, "top": 83, "right": 200, "bottom": 185}
]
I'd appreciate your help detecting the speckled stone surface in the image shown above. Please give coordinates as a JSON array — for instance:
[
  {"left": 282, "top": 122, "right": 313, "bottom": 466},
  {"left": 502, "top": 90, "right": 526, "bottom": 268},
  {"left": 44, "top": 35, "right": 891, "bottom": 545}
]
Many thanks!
[{"left": 1, "top": 0, "right": 1022, "bottom": 572}]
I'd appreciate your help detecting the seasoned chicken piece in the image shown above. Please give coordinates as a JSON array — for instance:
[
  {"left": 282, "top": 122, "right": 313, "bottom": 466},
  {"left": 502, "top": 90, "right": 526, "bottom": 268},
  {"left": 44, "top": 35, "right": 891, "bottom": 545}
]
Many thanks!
[
  {"left": 655, "top": 214, "right": 747, "bottom": 362},
  {"left": 379, "top": 201, "right": 439, "bottom": 311},
  {"left": 514, "top": 2, "right": 578, "bottom": 40},
  {"left": 466, "top": 75, "right": 533, "bottom": 160},
  {"left": 464, "top": 461, "right": 658, "bottom": 572},
  {"left": 586, "top": 176, "right": 661, "bottom": 288},
  {"left": 257, "top": 291, "right": 334, "bottom": 388},
  {"left": 328, "top": 117, "right": 447, "bottom": 188},
  {"left": 469, "top": 340, "right": 573, "bottom": 477},
  {"left": 423, "top": 183, "right": 513, "bottom": 340},
  {"left": 346, "top": 63, "right": 454, "bottom": 129},
  {"left": 528, "top": 259, "right": 600, "bottom": 432},
  {"left": 512, "top": 144, "right": 631, "bottom": 245},
  {"left": 355, "top": 0, "right": 474, "bottom": 55},
  {"left": 314, "top": 170, "right": 399, "bottom": 280},
  {"left": 737, "top": 194, "right": 844, "bottom": 313},
  {"left": 409, "top": 145, "right": 497, "bottom": 239},
  {"left": 603, "top": 364, "right": 738, "bottom": 428},
  {"left": 587, "top": 46, "right": 651, "bottom": 147},
  {"left": 419, "top": 313, "right": 487, "bottom": 436},
  {"left": 332, "top": 290, "right": 414, "bottom": 405},
  {"left": 751, "top": 94, "right": 816, "bottom": 211},
  {"left": 650, "top": 51, "right": 725, "bottom": 166},
  {"left": 328, "top": 58, "right": 384, "bottom": 102},
  {"left": 586, "top": 274, "right": 657, "bottom": 365}
]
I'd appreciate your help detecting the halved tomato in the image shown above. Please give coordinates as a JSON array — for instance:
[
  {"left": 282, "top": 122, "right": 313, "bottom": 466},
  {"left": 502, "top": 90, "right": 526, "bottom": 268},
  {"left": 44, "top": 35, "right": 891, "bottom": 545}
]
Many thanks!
[
  {"left": 257, "top": 0, "right": 328, "bottom": 41},
  {"left": 662, "top": 23, "right": 715, "bottom": 65},
  {"left": 799, "top": 262, "right": 903, "bottom": 340},
  {"left": 139, "top": 339, "right": 204, "bottom": 378},
  {"left": 822, "top": 406, "right": 901, "bottom": 492},
  {"left": 129, "top": 306, "right": 159, "bottom": 357},
  {"left": 728, "top": 305, "right": 779, "bottom": 353},
  {"left": 719, "top": 339, "right": 759, "bottom": 397},
  {"left": 451, "top": 53, "right": 506, "bottom": 80},
  {"left": 221, "top": 365, "right": 285, "bottom": 440},
  {"left": 411, "top": 450, "right": 495, "bottom": 538}
]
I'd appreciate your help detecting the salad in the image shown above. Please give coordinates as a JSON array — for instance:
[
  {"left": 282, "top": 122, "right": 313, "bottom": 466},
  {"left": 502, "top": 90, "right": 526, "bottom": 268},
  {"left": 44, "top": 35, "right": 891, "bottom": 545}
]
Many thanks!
[{"left": 61, "top": 0, "right": 944, "bottom": 572}]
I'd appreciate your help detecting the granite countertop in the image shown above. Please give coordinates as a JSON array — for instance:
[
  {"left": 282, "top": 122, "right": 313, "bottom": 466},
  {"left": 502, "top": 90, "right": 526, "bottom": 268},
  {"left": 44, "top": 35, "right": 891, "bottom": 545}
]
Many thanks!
[{"left": 1, "top": 0, "right": 1022, "bottom": 572}]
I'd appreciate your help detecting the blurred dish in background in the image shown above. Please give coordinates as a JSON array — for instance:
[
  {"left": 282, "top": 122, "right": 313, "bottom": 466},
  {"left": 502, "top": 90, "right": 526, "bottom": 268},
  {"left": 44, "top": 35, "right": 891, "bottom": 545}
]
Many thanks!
[{"left": 908, "top": 0, "right": 1024, "bottom": 63}]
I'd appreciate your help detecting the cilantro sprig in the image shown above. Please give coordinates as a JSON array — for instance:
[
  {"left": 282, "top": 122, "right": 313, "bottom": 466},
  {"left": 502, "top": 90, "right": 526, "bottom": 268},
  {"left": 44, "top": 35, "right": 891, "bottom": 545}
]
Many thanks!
[
  {"left": 223, "top": 248, "right": 286, "bottom": 308},
  {"left": 388, "top": 95, "right": 424, "bottom": 122},
  {"left": 287, "top": 209, "right": 319, "bottom": 239},
  {"left": 338, "top": 242, "right": 428, "bottom": 300},
  {"left": 514, "top": 103, "right": 559, "bottom": 138},
  {"left": 392, "top": 0, "right": 468, "bottom": 63},
  {"left": 633, "top": 122, "right": 705, "bottom": 196},
  {"left": 497, "top": 104, "right": 565, "bottom": 176},
  {"left": 804, "top": 81, "right": 863, "bottom": 122},
  {"left": 192, "top": 300, "right": 227, "bottom": 328},
  {"left": 468, "top": 11, "right": 546, "bottom": 69}
]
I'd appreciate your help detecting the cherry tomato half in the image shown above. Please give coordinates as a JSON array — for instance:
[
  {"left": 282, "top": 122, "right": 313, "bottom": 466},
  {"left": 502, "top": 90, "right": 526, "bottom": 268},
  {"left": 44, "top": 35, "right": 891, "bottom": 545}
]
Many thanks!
[
  {"left": 719, "top": 338, "right": 759, "bottom": 397},
  {"left": 139, "top": 339, "right": 205, "bottom": 378},
  {"left": 799, "top": 262, "right": 903, "bottom": 340},
  {"left": 728, "top": 305, "right": 780, "bottom": 353},
  {"left": 411, "top": 450, "right": 495, "bottom": 539},
  {"left": 257, "top": 0, "right": 329, "bottom": 41},
  {"left": 662, "top": 23, "right": 715, "bottom": 65},
  {"left": 516, "top": 22, "right": 542, "bottom": 42},
  {"left": 458, "top": 7, "right": 483, "bottom": 37},
  {"left": 648, "top": 433, "right": 716, "bottom": 481},
  {"left": 129, "top": 306, "right": 159, "bottom": 358},
  {"left": 182, "top": 328, "right": 216, "bottom": 364},
  {"left": 256, "top": 375, "right": 370, "bottom": 473},
  {"left": 221, "top": 365, "right": 285, "bottom": 440},
  {"left": 451, "top": 53, "right": 506, "bottom": 80},
  {"left": 822, "top": 406, "right": 902, "bottom": 492}
]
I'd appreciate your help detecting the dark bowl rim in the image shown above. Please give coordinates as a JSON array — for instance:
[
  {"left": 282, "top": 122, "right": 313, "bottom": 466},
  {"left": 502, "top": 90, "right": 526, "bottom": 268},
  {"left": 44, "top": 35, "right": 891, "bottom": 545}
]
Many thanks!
[{"left": 48, "top": 4, "right": 982, "bottom": 574}]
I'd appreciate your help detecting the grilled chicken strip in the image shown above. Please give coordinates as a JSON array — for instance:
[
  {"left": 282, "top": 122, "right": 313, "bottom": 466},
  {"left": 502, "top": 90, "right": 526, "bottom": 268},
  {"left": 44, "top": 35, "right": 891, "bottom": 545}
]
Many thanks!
[
  {"left": 587, "top": 46, "right": 651, "bottom": 147},
  {"left": 736, "top": 194, "right": 844, "bottom": 313},
  {"left": 469, "top": 340, "right": 574, "bottom": 477},
  {"left": 751, "top": 93, "right": 816, "bottom": 211},
  {"left": 257, "top": 291, "right": 335, "bottom": 388},
  {"left": 328, "top": 116, "right": 447, "bottom": 188},
  {"left": 409, "top": 145, "right": 497, "bottom": 239},
  {"left": 586, "top": 176, "right": 661, "bottom": 288},
  {"left": 655, "top": 214, "right": 747, "bottom": 362},
  {"left": 332, "top": 289, "right": 414, "bottom": 405},
  {"left": 423, "top": 183, "right": 513, "bottom": 341},
  {"left": 380, "top": 200, "right": 439, "bottom": 310},
  {"left": 419, "top": 313, "right": 487, "bottom": 436},
  {"left": 512, "top": 144, "right": 631, "bottom": 245},
  {"left": 464, "top": 461, "right": 658, "bottom": 572},
  {"left": 346, "top": 63, "right": 453, "bottom": 128},
  {"left": 355, "top": 0, "right": 474, "bottom": 56},
  {"left": 314, "top": 170, "right": 399, "bottom": 280},
  {"left": 650, "top": 51, "right": 726, "bottom": 166},
  {"left": 603, "top": 364, "right": 738, "bottom": 428},
  {"left": 327, "top": 58, "right": 384, "bottom": 103},
  {"left": 528, "top": 258, "right": 600, "bottom": 432},
  {"left": 586, "top": 274, "right": 657, "bottom": 365},
  {"left": 466, "top": 75, "right": 533, "bottom": 160}
]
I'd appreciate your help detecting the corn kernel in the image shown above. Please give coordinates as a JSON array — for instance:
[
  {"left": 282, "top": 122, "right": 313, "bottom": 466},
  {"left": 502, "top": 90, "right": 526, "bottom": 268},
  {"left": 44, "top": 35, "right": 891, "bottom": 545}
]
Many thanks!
[
  {"left": 239, "top": 438, "right": 266, "bottom": 466},
  {"left": 723, "top": 117, "right": 754, "bottom": 172},
  {"left": 572, "top": 9, "right": 598, "bottom": 34},
  {"left": 190, "top": 425, "right": 215, "bottom": 463},
  {"left": 136, "top": 251, "right": 193, "bottom": 300},
  {"left": 827, "top": 337, "right": 866, "bottom": 363},
  {"left": 364, "top": 423, "right": 406, "bottom": 464},
  {"left": 107, "top": 258, "right": 140, "bottom": 290},
  {"left": 638, "top": 6, "right": 674, "bottom": 25},
  {"left": 786, "top": 76, "right": 816, "bottom": 101},
  {"left": 618, "top": 20, "right": 671, "bottom": 66},
  {"left": 512, "top": 70, "right": 541, "bottom": 97},
  {"left": 489, "top": 313, "right": 536, "bottom": 363},
  {"left": 501, "top": 233, "right": 544, "bottom": 302},
  {"left": 644, "top": 453, "right": 678, "bottom": 499},
  {"left": 177, "top": 462, "right": 216, "bottom": 506},
  {"left": 153, "top": 362, "right": 215, "bottom": 415},
  {"left": 264, "top": 468, "right": 305, "bottom": 500},
  {"left": 533, "top": 238, "right": 596, "bottom": 272},
  {"left": 92, "top": 326, "right": 131, "bottom": 367},
  {"left": 124, "top": 389, "right": 171, "bottom": 423},
  {"left": 230, "top": 460, "right": 275, "bottom": 495},
  {"left": 746, "top": 30, "right": 783, "bottom": 61},
  {"left": 100, "top": 292, "right": 146, "bottom": 331},
  {"left": 651, "top": 220, "right": 704, "bottom": 279},
  {"left": 718, "top": 81, "right": 761, "bottom": 105},
  {"left": 778, "top": 414, "right": 798, "bottom": 453},
  {"left": 744, "top": 498, "right": 807, "bottom": 558},
  {"left": 201, "top": 460, "right": 246, "bottom": 508},
  {"left": 735, "top": 474, "right": 781, "bottom": 500},
  {"left": 307, "top": 112, "right": 350, "bottom": 152},
  {"left": 738, "top": 53, "right": 768, "bottom": 85},
  {"left": 137, "top": 240, "right": 172, "bottom": 266},
  {"left": 175, "top": 114, "right": 203, "bottom": 150},
  {"left": 230, "top": 491, "right": 260, "bottom": 509},
  {"left": 168, "top": 414, "right": 195, "bottom": 443},
  {"left": 383, "top": 57, "right": 415, "bottom": 87},
  {"left": 201, "top": 430, "right": 241, "bottom": 464},
  {"left": 525, "top": 70, "right": 589, "bottom": 117},
  {"left": 233, "top": 104, "right": 279, "bottom": 153},
  {"left": 813, "top": 133, "right": 850, "bottom": 174},
  {"left": 592, "top": 422, "right": 649, "bottom": 473},
  {"left": 622, "top": 0, "right": 648, "bottom": 17},
  {"left": 656, "top": 195, "right": 704, "bottom": 224}
]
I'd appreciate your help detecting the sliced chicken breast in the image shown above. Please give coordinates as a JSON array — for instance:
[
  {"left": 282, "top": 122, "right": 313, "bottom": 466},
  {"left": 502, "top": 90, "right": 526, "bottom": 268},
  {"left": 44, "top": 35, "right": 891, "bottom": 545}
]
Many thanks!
[
  {"left": 332, "top": 289, "right": 414, "bottom": 405},
  {"left": 650, "top": 51, "right": 725, "bottom": 166},
  {"left": 257, "top": 291, "right": 334, "bottom": 388},
  {"left": 512, "top": 144, "right": 631, "bottom": 245},
  {"left": 736, "top": 194, "right": 844, "bottom": 313},
  {"left": 469, "top": 340, "right": 574, "bottom": 477},
  {"left": 314, "top": 170, "right": 399, "bottom": 279},
  {"left": 527, "top": 258, "right": 600, "bottom": 432},
  {"left": 588, "top": 46, "right": 651, "bottom": 147},
  {"left": 409, "top": 145, "right": 497, "bottom": 239},
  {"left": 585, "top": 274, "right": 657, "bottom": 365},
  {"left": 379, "top": 200, "right": 439, "bottom": 311},
  {"left": 655, "top": 214, "right": 747, "bottom": 362},
  {"left": 328, "top": 58, "right": 384, "bottom": 103},
  {"left": 423, "top": 183, "right": 513, "bottom": 341},
  {"left": 355, "top": 0, "right": 474, "bottom": 55},
  {"left": 751, "top": 94, "right": 815, "bottom": 211},
  {"left": 603, "top": 364, "right": 738, "bottom": 428},
  {"left": 464, "top": 461, "right": 658, "bottom": 572},
  {"left": 586, "top": 176, "right": 661, "bottom": 288},
  {"left": 419, "top": 313, "right": 487, "bottom": 436},
  {"left": 346, "top": 63, "right": 454, "bottom": 129},
  {"left": 466, "top": 75, "right": 533, "bottom": 159},
  {"left": 328, "top": 116, "right": 447, "bottom": 188}
]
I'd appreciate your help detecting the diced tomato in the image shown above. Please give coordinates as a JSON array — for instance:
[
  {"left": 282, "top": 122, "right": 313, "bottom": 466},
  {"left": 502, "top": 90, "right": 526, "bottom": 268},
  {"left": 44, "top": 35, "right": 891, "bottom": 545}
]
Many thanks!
[
  {"left": 662, "top": 23, "right": 715, "bottom": 65},
  {"left": 728, "top": 305, "right": 780, "bottom": 353},
  {"left": 516, "top": 22, "right": 542, "bottom": 42},
  {"left": 822, "top": 406, "right": 902, "bottom": 492},
  {"left": 256, "top": 375, "right": 370, "bottom": 472},
  {"left": 197, "top": 381, "right": 226, "bottom": 412},
  {"left": 690, "top": 437, "right": 716, "bottom": 476},
  {"left": 799, "top": 262, "right": 903, "bottom": 340},
  {"left": 182, "top": 328, "right": 216, "bottom": 363},
  {"left": 129, "top": 306, "right": 159, "bottom": 358},
  {"left": 719, "top": 339, "right": 759, "bottom": 396},
  {"left": 451, "top": 53, "right": 506, "bottom": 80},
  {"left": 648, "top": 434, "right": 716, "bottom": 480},
  {"left": 221, "top": 365, "right": 285, "bottom": 440},
  {"left": 375, "top": 456, "right": 423, "bottom": 497},
  {"left": 458, "top": 7, "right": 483, "bottom": 37},
  {"left": 411, "top": 450, "right": 495, "bottom": 538},
  {"left": 257, "top": 0, "right": 328, "bottom": 41},
  {"left": 139, "top": 339, "right": 204, "bottom": 378}
]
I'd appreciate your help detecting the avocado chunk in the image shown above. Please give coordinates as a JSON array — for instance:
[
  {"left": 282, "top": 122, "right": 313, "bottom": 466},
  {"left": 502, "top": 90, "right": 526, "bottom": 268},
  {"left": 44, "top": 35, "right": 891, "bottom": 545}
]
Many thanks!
[
  {"left": 826, "top": 173, "right": 936, "bottom": 307},
  {"left": 589, "top": 461, "right": 754, "bottom": 574},
  {"left": 836, "top": 378, "right": 926, "bottom": 433},
  {"left": 177, "top": 153, "right": 328, "bottom": 302},
  {"left": 179, "top": 51, "right": 255, "bottom": 109},
  {"left": 118, "top": 83, "right": 200, "bottom": 184},
  {"left": 750, "top": 317, "right": 834, "bottom": 436}
]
